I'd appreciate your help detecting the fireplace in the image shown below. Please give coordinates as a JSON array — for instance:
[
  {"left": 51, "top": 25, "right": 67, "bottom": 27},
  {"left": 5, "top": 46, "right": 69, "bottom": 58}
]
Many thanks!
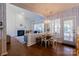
[{"left": 17, "top": 30, "right": 25, "bottom": 36}]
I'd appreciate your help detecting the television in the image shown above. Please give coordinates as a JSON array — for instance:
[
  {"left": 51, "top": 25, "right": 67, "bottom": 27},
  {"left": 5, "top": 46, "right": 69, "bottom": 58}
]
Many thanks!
[
  {"left": 17, "top": 30, "right": 25, "bottom": 36},
  {"left": 34, "top": 30, "right": 41, "bottom": 33},
  {"left": 34, "top": 31, "right": 38, "bottom": 33}
]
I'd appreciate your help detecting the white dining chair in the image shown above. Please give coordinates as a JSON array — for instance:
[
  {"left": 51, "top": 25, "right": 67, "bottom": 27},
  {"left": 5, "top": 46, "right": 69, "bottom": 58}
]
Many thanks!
[
  {"left": 41, "top": 36, "right": 50, "bottom": 48},
  {"left": 50, "top": 36, "right": 58, "bottom": 48}
]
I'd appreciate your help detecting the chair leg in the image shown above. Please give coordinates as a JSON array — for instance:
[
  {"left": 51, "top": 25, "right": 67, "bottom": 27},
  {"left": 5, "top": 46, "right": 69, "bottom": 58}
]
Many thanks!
[
  {"left": 45, "top": 41, "right": 47, "bottom": 48},
  {"left": 45, "top": 41, "right": 46, "bottom": 48},
  {"left": 41, "top": 41, "right": 43, "bottom": 46},
  {"left": 53, "top": 41, "right": 55, "bottom": 48},
  {"left": 56, "top": 41, "right": 57, "bottom": 47},
  {"left": 48, "top": 41, "right": 50, "bottom": 46},
  {"left": 51, "top": 41, "right": 53, "bottom": 48}
]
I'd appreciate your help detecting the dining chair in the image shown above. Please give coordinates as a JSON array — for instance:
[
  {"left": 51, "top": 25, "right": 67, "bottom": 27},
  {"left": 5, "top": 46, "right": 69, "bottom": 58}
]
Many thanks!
[
  {"left": 49, "top": 36, "right": 58, "bottom": 48},
  {"left": 41, "top": 35, "right": 45, "bottom": 46},
  {"left": 41, "top": 35, "right": 50, "bottom": 48}
]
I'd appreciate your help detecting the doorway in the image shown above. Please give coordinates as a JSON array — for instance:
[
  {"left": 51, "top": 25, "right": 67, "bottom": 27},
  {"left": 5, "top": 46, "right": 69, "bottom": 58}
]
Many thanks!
[{"left": 63, "top": 17, "right": 76, "bottom": 46}]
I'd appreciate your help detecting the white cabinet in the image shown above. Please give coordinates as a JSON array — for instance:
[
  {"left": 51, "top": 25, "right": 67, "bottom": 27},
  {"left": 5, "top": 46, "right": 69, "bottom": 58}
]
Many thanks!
[{"left": 26, "top": 33, "right": 42, "bottom": 46}]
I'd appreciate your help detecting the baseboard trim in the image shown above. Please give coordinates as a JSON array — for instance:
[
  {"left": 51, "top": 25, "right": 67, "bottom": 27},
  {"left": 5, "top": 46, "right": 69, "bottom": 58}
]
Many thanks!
[
  {"left": 62, "top": 43, "right": 76, "bottom": 48},
  {"left": 27, "top": 42, "right": 36, "bottom": 47},
  {"left": 1, "top": 51, "right": 8, "bottom": 56}
]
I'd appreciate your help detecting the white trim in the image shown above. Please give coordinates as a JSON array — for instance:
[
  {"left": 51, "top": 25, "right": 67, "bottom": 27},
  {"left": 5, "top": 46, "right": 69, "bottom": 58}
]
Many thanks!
[
  {"left": 27, "top": 42, "right": 36, "bottom": 47},
  {"left": 1, "top": 51, "right": 8, "bottom": 56}
]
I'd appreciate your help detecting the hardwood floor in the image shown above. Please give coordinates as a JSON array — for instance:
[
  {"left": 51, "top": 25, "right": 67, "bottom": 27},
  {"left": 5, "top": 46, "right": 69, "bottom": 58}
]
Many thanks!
[{"left": 7, "top": 37, "right": 77, "bottom": 56}]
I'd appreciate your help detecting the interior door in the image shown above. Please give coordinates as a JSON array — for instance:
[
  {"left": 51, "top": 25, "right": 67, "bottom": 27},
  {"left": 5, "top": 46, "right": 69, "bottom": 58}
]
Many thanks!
[{"left": 63, "top": 17, "right": 76, "bottom": 46}]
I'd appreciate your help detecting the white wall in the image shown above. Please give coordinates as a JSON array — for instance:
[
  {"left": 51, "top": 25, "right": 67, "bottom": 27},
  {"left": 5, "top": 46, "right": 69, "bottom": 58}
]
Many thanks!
[
  {"left": 6, "top": 4, "right": 44, "bottom": 37},
  {"left": 6, "top": 4, "right": 16, "bottom": 36}
]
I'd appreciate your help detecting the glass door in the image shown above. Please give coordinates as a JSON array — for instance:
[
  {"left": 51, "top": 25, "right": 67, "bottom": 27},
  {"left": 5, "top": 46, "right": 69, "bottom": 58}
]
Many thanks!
[{"left": 63, "top": 17, "right": 76, "bottom": 46}]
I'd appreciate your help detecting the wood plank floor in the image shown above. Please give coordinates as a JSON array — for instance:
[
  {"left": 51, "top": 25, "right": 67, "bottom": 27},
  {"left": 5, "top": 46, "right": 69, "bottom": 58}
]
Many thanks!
[{"left": 7, "top": 37, "right": 77, "bottom": 56}]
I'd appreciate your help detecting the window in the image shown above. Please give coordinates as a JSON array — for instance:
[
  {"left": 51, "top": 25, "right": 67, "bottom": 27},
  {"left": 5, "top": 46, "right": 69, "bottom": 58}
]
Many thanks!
[
  {"left": 54, "top": 19, "right": 61, "bottom": 34},
  {"left": 51, "top": 19, "right": 61, "bottom": 37},
  {"left": 34, "top": 23, "right": 44, "bottom": 33}
]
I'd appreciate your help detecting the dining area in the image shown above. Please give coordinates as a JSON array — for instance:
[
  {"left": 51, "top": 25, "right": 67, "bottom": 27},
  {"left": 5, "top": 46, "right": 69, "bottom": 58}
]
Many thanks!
[
  {"left": 24, "top": 30, "right": 58, "bottom": 48},
  {"left": 36, "top": 33, "right": 59, "bottom": 48}
]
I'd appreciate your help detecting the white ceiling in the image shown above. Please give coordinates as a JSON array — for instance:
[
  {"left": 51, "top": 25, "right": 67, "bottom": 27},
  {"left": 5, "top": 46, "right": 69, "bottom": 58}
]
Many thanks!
[
  {"left": 7, "top": 4, "right": 44, "bottom": 22},
  {"left": 12, "top": 3, "right": 79, "bottom": 17}
]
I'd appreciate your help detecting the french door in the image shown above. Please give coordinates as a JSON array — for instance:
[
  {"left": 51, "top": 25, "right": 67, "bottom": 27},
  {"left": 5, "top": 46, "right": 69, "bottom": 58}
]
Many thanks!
[
  {"left": 50, "top": 17, "right": 76, "bottom": 46},
  {"left": 63, "top": 17, "right": 76, "bottom": 46}
]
